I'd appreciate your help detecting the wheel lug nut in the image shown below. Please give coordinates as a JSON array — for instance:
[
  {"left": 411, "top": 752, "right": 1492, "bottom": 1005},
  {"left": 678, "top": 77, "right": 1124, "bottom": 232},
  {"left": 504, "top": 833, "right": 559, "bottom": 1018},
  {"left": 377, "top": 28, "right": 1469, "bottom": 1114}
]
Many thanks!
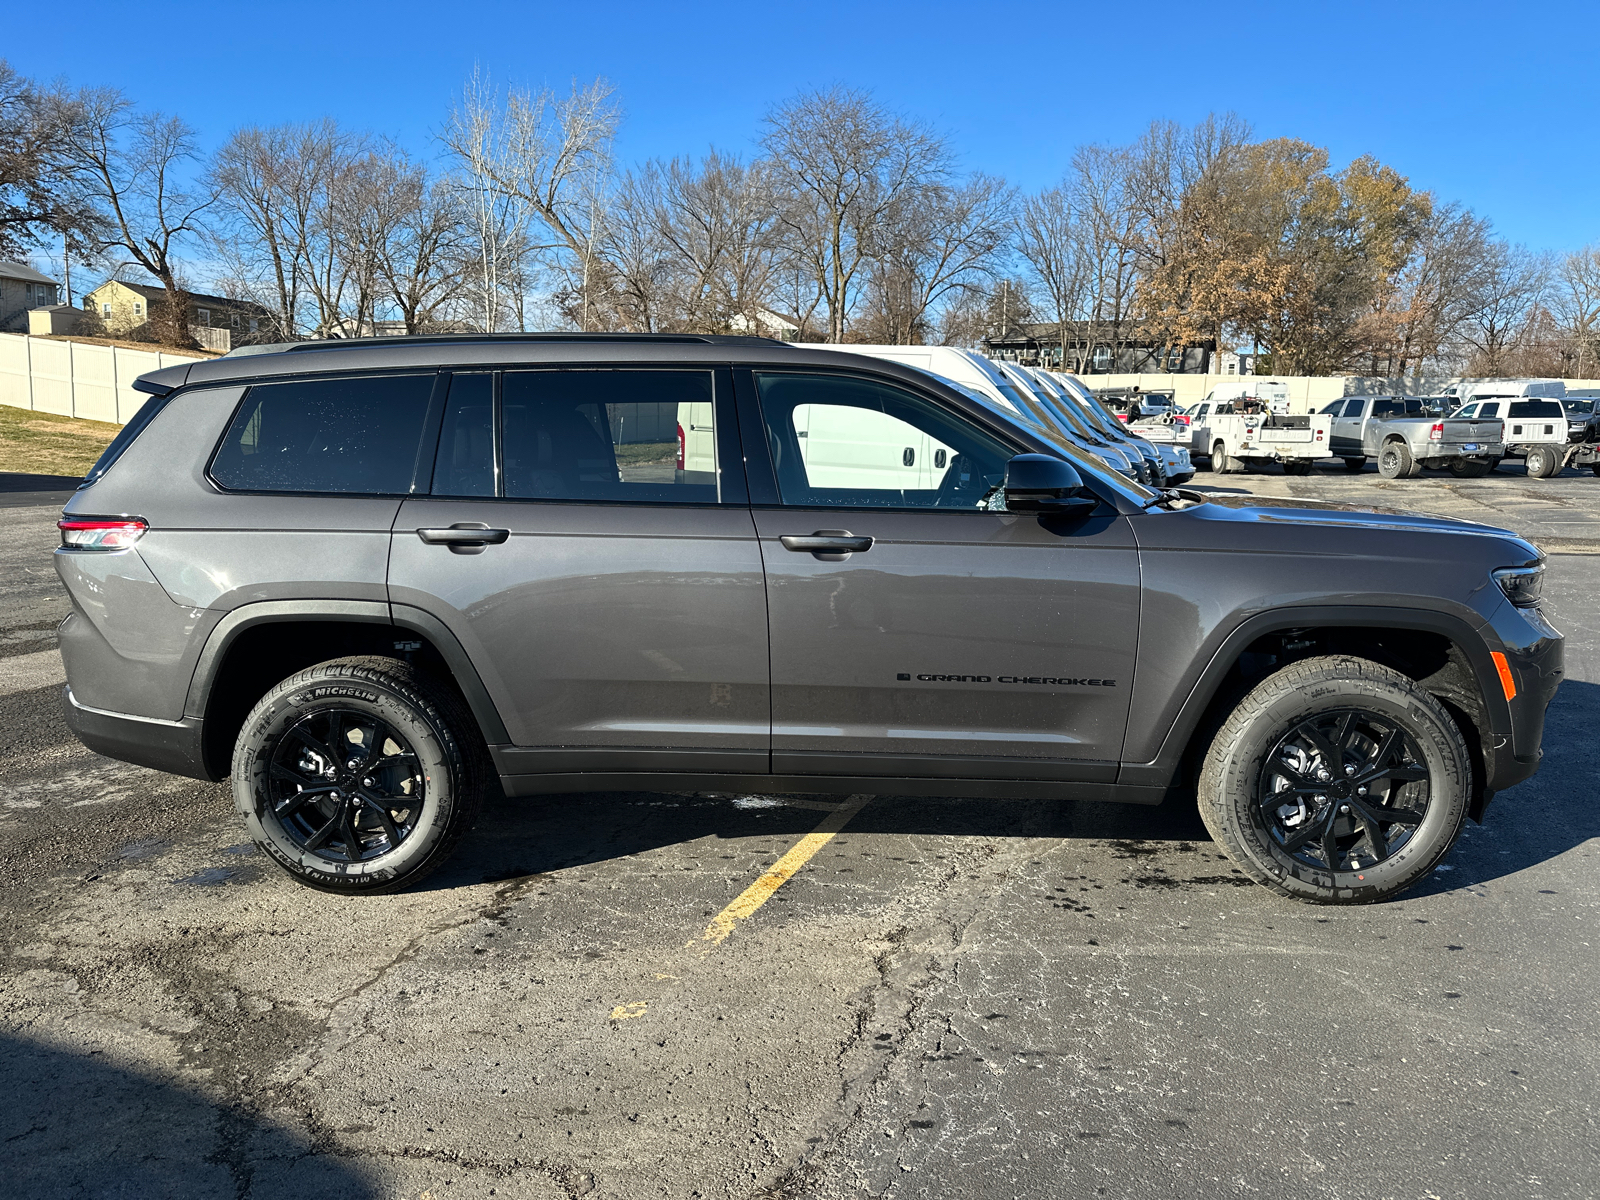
[
  {"left": 1358, "top": 786, "right": 1368, "bottom": 796},
  {"left": 1340, "top": 804, "right": 1351, "bottom": 814},
  {"left": 1345, "top": 765, "right": 1355, "bottom": 775}
]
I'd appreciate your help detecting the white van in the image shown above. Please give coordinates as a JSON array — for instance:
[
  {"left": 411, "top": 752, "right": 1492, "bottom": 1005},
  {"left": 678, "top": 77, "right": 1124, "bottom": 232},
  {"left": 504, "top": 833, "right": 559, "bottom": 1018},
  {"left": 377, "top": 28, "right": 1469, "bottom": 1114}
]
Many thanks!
[{"left": 1447, "top": 379, "right": 1566, "bottom": 408}]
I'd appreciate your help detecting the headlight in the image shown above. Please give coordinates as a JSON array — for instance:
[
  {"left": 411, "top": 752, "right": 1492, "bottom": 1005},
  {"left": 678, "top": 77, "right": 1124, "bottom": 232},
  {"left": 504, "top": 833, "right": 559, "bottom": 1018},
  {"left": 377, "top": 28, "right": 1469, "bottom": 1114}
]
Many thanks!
[{"left": 1493, "top": 564, "right": 1544, "bottom": 608}]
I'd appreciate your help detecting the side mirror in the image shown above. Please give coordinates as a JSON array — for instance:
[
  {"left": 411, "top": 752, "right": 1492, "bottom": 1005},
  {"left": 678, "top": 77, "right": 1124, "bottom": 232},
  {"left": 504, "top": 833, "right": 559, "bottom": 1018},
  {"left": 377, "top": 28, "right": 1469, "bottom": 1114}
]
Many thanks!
[{"left": 1003, "top": 454, "right": 1098, "bottom": 517}]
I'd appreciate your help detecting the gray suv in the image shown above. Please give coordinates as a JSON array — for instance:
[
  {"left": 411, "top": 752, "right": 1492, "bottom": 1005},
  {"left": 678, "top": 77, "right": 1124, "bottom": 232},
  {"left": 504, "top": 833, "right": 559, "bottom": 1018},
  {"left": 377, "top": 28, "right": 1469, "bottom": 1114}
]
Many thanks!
[{"left": 56, "top": 335, "right": 1564, "bottom": 904}]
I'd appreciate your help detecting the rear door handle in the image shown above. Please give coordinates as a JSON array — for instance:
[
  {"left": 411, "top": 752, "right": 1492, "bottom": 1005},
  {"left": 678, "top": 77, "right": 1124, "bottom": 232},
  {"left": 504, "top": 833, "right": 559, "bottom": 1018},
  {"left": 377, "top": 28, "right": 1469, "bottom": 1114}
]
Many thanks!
[
  {"left": 779, "top": 530, "right": 873, "bottom": 560},
  {"left": 417, "top": 523, "right": 510, "bottom": 554}
]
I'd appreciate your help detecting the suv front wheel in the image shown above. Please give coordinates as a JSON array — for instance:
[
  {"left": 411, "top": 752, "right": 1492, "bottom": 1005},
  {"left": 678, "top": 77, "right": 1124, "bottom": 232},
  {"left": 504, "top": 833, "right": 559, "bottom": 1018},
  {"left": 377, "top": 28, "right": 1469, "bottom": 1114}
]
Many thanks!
[
  {"left": 232, "top": 656, "right": 489, "bottom": 894},
  {"left": 1198, "top": 655, "right": 1470, "bottom": 904}
]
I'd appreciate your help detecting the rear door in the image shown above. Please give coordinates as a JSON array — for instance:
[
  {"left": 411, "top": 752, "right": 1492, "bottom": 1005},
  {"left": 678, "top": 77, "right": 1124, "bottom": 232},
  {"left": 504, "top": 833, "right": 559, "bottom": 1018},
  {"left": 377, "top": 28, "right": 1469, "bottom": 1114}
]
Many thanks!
[
  {"left": 387, "top": 366, "right": 770, "bottom": 778},
  {"left": 741, "top": 368, "right": 1140, "bottom": 784}
]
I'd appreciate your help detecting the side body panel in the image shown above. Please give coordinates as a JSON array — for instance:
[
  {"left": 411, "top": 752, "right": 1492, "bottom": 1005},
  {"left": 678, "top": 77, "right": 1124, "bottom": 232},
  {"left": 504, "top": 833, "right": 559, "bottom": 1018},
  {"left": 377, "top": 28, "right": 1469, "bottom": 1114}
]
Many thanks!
[
  {"left": 388, "top": 499, "right": 771, "bottom": 771},
  {"left": 754, "top": 507, "right": 1140, "bottom": 780}
]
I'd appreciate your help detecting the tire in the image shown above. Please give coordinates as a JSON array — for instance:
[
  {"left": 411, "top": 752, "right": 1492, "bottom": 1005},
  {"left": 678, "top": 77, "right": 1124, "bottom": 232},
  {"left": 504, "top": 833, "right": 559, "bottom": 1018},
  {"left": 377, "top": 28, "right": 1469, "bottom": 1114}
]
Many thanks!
[
  {"left": 1592, "top": 463, "right": 1600, "bottom": 478},
  {"left": 1282, "top": 460, "right": 1314, "bottom": 476},
  {"left": 1377, "top": 440, "right": 1418, "bottom": 479},
  {"left": 1524, "top": 444, "right": 1561, "bottom": 478},
  {"left": 232, "top": 656, "right": 490, "bottom": 894},
  {"left": 1447, "top": 458, "right": 1491, "bottom": 478},
  {"left": 1342, "top": 457, "right": 1367, "bottom": 472},
  {"left": 1197, "top": 655, "right": 1471, "bottom": 905},
  {"left": 1212, "top": 441, "right": 1238, "bottom": 474}
]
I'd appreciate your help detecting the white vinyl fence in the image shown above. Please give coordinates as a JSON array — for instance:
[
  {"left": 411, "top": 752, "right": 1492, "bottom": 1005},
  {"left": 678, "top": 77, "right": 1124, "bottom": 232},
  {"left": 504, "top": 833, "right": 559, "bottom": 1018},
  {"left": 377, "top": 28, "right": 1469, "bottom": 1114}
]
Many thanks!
[{"left": 0, "top": 332, "right": 207, "bottom": 425}]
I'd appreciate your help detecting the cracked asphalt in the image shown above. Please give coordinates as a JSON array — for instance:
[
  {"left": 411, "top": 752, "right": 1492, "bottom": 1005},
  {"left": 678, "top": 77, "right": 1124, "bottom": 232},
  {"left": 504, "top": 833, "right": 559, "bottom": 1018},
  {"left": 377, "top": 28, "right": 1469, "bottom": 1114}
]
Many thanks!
[{"left": 2, "top": 460, "right": 1597, "bottom": 1200}]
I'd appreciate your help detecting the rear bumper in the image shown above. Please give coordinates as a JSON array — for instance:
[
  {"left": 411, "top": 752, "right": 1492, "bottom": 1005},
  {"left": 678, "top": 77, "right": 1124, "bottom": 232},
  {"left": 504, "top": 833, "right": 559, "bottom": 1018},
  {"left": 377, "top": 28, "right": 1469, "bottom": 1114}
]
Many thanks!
[{"left": 62, "top": 686, "right": 214, "bottom": 780}]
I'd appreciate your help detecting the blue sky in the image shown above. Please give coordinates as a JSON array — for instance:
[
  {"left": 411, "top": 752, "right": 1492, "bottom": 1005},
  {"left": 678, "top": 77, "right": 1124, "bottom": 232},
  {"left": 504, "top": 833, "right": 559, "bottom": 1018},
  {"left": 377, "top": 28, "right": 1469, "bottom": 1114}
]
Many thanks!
[{"left": 8, "top": 0, "right": 1597, "bottom": 251}]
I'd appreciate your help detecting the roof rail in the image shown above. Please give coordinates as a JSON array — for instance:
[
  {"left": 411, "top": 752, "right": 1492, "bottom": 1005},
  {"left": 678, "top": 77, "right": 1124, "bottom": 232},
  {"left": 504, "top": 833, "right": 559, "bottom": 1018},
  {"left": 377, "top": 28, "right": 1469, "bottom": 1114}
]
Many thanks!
[{"left": 250, "top": 332, "right": 788, "bottom": 355}]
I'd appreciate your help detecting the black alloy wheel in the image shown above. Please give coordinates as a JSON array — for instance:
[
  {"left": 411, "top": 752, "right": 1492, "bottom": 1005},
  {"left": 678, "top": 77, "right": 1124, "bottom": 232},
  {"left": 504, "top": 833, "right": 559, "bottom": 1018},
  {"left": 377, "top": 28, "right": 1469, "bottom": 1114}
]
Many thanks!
[
  {"left": 267, "top": 707, "right": 423, "bottom": 863},
  {"left": 1258, "top": 709, "right": 1430, "bottom": 873},
  {"left": 234, "top": 655, "right": 489, "bottom": 893}
]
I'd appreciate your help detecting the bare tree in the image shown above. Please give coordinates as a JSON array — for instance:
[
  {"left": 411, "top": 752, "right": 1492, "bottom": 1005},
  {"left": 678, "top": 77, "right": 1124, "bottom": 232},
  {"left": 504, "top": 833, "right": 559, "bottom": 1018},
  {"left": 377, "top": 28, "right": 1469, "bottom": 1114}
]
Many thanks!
[
  {"left": 1014, "top": 183, "right": 1088, "bottom": 369},
  {"left": 53, "top": 87, "right": 213, "bottom": 346},
  {"left": 1389, "top": 202, "right": 1493, "bottom": 376},
  {"left": 1461, "top": 242, "right": 1549, "bottom": 375},
  {"left": 441, "top": 74, "right": 620, "bottom": 331},
  {"left": 854, "top": 174, "right": 1012, "bottom": 344},
  {"left": 1554, "top": 245, "right": 1600, "bottom": 378},
  {"left": 0, "top": 60, "right": 102, "bottom": 264},
  {"left": 761, "top": 86, "right": 948, "bottom": 342}
]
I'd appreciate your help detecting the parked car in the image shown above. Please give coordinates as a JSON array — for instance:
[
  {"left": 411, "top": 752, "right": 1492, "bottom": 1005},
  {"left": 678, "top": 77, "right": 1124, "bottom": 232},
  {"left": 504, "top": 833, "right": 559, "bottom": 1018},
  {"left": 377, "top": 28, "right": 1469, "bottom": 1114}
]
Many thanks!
[
  {"left": 1046, "top": 373, "right": 1176, "bottom": 485},
  {"left": 1003, "top": 363, "right": 1194, "bottom": 486},
  {"left": 789, "top": 345, "right": 1146, "bottom": 485},
  {"left": 1448, "top": 397, "right": 1600, "bottom": 478},
  {"left": 990, "top": 361, "right": 1143, "bottom": 481},
  {"left": 1323, "top": 395, "right": 1504, "bottom": 478},
  {"left": 58, "top": 333, "right": 1562, "bottom": 906}
]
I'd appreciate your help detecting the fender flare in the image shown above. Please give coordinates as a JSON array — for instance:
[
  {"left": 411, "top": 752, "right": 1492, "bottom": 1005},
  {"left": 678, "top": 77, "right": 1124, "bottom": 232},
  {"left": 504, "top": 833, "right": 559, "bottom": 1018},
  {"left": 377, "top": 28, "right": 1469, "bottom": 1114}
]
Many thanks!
[
  {"left": 1117, "top": 603, "right": 1510, "bottom": 789},
  {"left": 183, "top": 599, "right": 511, "bottom": 747}
]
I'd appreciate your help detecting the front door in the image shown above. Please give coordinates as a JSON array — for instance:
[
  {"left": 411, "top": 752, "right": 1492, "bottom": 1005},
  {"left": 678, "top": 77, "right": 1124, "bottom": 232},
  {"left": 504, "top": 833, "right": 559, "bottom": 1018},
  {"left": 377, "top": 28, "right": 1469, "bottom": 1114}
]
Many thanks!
[
  {"left": 742, "top": 369, "right": 1141, "bottom": 784},
  {"left": 387, "top": 366, "right": 770, "bottom": 777}
]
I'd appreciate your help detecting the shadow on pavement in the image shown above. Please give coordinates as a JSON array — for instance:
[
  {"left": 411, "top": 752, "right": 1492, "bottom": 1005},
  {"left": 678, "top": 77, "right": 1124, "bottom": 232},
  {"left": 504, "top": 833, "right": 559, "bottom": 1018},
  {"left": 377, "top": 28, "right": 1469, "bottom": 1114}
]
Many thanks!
[
  {"left": 1405, "top": 677, "right": 1600, "bottom": 899},
  {"left": 0, "top": 1033, "right": 379, "bottom": 1198},
  {"left": 423, "top": 778, "right": 1213, "bottom": 895},
  {"left": 0, "top": 472, "right": 82, "bottom": 492},
  {"left": 426, "top": 681, "right": 1597, "bottom": 903}
]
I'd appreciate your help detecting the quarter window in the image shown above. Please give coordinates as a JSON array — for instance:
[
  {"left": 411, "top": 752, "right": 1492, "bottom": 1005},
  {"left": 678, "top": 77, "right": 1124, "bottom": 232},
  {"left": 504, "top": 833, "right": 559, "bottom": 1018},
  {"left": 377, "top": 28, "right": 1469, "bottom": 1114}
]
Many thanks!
[
  {"left": 499, "top": 370, "right": 718, "bottom": 503},
  {"left": 211, "top": 374, "right": 436, "bottom": 494},
  {"left": 754, "top": 372, "right": 1010, "bottom": 509}
]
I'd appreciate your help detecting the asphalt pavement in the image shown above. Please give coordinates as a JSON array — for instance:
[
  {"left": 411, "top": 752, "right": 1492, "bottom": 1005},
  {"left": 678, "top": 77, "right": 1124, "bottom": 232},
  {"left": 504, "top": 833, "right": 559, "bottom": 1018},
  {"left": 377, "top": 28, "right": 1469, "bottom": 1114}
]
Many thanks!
[{"left": 1, "top": 463, "right": 1596, "bottom": 1199}]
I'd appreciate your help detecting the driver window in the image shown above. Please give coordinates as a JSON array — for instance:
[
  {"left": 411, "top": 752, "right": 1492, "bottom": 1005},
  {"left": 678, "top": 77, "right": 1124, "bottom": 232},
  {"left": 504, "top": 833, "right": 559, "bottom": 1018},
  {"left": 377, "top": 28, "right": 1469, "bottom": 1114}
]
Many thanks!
[{"left": 755, "top": 372, "right": 1011, "bottom": 509}]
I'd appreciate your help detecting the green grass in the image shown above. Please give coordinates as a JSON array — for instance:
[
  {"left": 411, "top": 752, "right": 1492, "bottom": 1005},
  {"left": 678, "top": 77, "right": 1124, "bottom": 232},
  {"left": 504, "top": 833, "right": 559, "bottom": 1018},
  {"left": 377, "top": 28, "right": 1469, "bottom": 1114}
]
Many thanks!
[{"left": 0, "top": 405, "right": 121, "bottom": 478}]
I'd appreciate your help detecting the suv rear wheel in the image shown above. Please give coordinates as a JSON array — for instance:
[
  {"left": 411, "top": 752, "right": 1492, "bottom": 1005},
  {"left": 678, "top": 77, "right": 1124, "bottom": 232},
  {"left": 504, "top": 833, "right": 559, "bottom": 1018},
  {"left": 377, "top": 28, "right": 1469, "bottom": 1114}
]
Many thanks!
[
  {"left": 232, "top": 656, "right": 489, "bottom": 894},
  {"left": 1197, "top": 655, "right": 1470, "bottom": 904}
]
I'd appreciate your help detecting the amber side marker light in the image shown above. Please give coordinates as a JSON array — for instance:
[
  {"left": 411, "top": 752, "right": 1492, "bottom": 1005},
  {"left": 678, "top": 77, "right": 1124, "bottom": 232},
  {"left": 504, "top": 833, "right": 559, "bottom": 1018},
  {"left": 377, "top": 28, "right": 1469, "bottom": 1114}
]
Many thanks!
[{"left": 1490, "top": 651, "right": 1517, "bottom": 701}]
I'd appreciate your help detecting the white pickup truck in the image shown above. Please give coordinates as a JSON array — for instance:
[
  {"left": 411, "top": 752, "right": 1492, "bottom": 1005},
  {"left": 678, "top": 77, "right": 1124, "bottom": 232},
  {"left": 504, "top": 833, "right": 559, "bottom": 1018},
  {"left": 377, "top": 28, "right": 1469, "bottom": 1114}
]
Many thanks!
[{"left": 1188, "top": 402, "right": 1334, "bottom": 475}]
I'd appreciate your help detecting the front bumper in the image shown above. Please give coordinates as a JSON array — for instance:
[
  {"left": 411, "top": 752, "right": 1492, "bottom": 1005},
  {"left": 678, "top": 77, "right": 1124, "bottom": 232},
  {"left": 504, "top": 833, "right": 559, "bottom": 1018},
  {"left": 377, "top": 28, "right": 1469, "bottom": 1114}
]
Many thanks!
[
  {"left": 63, "top": 686, "right": 212, "bottom": 780},
  {"left": 1482, "top": 601, "right": 1564, "bottom": 793}
]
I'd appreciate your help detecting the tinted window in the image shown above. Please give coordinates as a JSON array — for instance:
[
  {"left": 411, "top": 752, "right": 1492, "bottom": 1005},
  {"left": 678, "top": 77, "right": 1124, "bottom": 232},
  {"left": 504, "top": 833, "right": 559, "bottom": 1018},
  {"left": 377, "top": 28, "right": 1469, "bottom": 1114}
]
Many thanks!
[
  {"left": 755, "top": 372, "right": 1011, "bottom": 509},
  {"left": 1508, "top": 400, "right": 1565, "bottom": 418},
  {"left": 1479, "top": 402, "right": 1501, "bottom": 418},
  {"left": 500, "top": 370, "right": 717, "bottom": 503},
  {"left": 1371, "top": 399, "right": 1404, "bottom": 418},
  {"left": 433, "top": 373, "right": 495, "bottom": 497},
  {"left": 1319, "top": 400, "right": 1344, "bottom": 415},
  {"left": 211, "top": 374, "right": 435, "bottom": 494}
]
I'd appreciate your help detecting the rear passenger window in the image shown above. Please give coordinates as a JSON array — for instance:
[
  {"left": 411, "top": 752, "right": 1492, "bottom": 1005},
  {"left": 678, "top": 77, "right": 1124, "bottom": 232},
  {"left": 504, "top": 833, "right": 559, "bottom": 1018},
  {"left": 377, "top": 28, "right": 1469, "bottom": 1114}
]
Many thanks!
[
  {"left": 211, "top": 375, "right": 435, "bottom": 494},
  {"left": 500, "top": 370, "right": 718, "bottom": 503}
]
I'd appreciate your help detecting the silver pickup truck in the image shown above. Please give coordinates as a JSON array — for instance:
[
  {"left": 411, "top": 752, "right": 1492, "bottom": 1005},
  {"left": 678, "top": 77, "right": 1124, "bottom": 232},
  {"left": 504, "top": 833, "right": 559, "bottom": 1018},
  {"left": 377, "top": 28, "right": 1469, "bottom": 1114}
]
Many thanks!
[{"left": 1319, "top": 395, "right": 1504, "bottom": 478}]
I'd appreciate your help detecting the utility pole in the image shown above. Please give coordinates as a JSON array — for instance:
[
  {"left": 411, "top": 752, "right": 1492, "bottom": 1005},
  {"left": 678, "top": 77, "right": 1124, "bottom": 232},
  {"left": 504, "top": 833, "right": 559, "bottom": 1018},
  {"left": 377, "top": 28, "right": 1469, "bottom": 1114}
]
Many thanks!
[{"left": 62, "top": 231, "right": 72, "bottom": 307}]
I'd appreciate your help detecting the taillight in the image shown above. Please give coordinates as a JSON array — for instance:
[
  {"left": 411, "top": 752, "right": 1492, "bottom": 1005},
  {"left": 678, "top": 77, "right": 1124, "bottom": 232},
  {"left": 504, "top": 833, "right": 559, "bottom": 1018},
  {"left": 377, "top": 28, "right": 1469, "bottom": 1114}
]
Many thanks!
[
  {"left": 58, "top": 518, "right": 147, "bottom": 550},
  {"left": 1429, "top": 422, "right": 1444, "bottom": 442},
  {"left": 676, "top": 423, "right": 686, "bottom": 470}
]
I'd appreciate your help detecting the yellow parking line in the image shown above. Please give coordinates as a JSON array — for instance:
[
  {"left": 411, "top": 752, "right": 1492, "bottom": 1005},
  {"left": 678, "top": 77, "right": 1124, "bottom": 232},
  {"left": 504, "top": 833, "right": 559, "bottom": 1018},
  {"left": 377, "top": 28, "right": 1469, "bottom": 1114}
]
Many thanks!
[
  {"left": 607, "top": 794, "right": 872, "bottom": 1021},
  {"left": 692, "top": 794, "right": 872, "bottom": 950}
]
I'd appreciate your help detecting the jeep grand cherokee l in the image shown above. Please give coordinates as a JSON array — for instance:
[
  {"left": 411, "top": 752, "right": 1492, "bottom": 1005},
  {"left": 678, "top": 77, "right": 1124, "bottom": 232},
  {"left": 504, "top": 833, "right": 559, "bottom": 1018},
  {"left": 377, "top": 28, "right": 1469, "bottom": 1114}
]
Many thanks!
[{"left": 55, "top": 334, "right": 1564, "bottom": 904}]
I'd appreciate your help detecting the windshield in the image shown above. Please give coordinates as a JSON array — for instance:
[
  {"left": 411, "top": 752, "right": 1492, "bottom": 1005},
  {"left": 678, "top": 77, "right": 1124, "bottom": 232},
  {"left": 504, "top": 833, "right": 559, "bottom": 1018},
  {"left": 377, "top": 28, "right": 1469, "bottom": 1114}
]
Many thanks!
[
  {"left": 1051, "top": 374, "right": 1129, "bottom": 439},
  {"left": 1563, "top": 399, "right": 1594, "bottom": 414},
  {"left": 1020, "top": 370, "right": 1108, "bottom": 442}
]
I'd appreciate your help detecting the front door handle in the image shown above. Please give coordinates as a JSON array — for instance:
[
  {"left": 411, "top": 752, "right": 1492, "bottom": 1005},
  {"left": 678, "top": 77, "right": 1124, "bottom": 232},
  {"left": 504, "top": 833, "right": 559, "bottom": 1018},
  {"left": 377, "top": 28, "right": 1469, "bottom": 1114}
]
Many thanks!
[
  {"left": 416, "top": 523, "right": 510, "bottom": 555},
  {"left": 779, "top": 530, "right": 874, "bottom": 561}
]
